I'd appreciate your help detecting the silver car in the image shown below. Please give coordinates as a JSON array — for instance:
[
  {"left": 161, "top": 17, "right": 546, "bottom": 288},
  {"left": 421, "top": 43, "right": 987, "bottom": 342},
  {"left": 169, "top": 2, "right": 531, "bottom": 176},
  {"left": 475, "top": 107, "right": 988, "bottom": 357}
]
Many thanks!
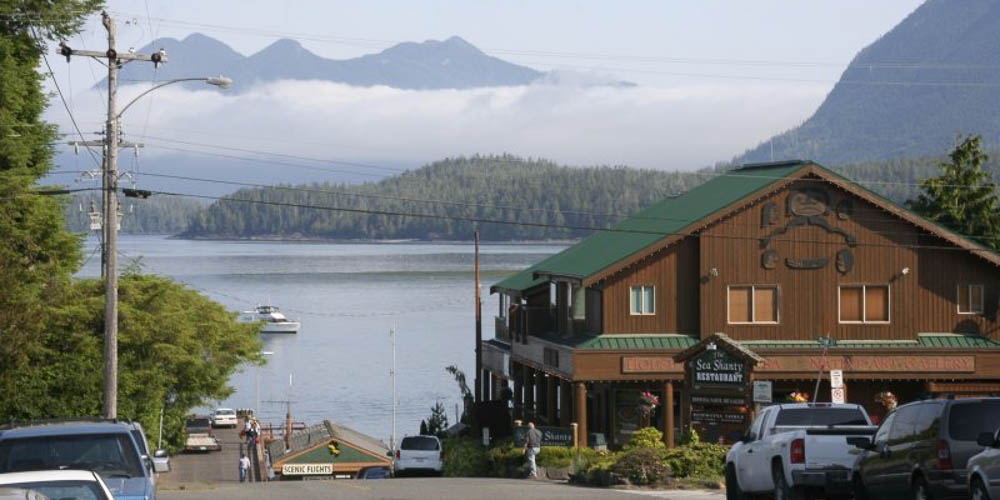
[{"left": 969, "top": 428, "right": 1000, "bottom": 500}]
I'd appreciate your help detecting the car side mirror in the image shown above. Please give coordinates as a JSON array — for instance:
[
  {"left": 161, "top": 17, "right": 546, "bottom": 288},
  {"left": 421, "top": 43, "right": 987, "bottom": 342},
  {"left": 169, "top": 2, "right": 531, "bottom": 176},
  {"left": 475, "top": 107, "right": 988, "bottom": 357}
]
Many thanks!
[
  {"left": 977, "top": 432, "right": 996, "bottom": 447},
  {"left": 154, "top": 449, "right": 168, "bottom": 458},
  {"left": 847, "top": 436, "right": 873, "bottom": 450}
]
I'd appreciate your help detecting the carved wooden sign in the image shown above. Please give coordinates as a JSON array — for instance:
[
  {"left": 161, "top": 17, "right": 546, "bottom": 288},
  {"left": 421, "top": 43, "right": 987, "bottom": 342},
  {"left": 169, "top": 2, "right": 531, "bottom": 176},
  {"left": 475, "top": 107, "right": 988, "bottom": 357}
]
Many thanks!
[
  {"left": 621, "top": 356, "right": 683, "bottom": 374},
  {"left": 758, "top": 355, "right": 975, "bottom": 373},
  {"left": 786, "top": 188, "right": 829, "bottom": 217},
  {"left": 759, "top": 188, "right": 858, "bottom": 274}
]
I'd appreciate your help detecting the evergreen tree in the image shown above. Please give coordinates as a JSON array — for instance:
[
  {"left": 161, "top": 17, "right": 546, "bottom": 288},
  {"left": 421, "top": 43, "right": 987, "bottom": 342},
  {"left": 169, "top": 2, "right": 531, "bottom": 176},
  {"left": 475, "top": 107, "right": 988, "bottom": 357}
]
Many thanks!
[
  {"left": 906, "top": 136, "right": 1000, "bottom": 249},
  {"left": 426, "top": 401, "right": 449, "bottom": 437}
]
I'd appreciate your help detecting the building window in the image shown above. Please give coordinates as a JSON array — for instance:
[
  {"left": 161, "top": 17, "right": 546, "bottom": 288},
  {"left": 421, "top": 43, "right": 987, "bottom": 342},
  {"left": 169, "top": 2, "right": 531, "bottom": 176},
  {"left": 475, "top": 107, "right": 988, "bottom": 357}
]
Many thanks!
[
  {"left": 728, "top": 285, "right": 778, "bottom": 324},
  {"left": 629, "top": 285, "right": 655, "bottom": 315},
  {"left": 839, "top": 285, "right": 889, "bottom": 323},
  {"left": 958, "top": 284, "right": 984, "bottom": 314}
]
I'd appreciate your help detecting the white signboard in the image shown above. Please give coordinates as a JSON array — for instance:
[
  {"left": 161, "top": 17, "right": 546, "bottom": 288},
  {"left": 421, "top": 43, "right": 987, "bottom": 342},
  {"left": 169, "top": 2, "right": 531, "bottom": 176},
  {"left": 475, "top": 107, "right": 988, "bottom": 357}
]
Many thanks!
[
  {"left": 830, "top": 369, "right": 844, "bottom": 389},
  {"left": 282, "top": 463, "right": 333, "bottom": 476},
  {"left": 753, "top": 380, "right": 773, "bottom": 403},
  {"left": 831, "top": 387, "right": 846, "bottom": 404}
]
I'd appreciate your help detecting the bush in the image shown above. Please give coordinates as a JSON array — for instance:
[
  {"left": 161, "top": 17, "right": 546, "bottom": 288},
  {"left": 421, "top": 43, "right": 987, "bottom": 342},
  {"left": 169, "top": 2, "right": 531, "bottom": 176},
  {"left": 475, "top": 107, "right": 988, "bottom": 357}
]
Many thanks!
[
  {"left": 486, "top": 440, "right": 524, "bottom": 478},
  {"left": 624, "top": 427, "right": 666, "bottom": 451},
  {"left": 611, "top": 447, "right": 670, "bottom": 486},
  {"left": 570, "top": 450, "right": 620, "bottom": 486},
  {"left": 662, "top": 442, "right": 727, "bottom": 479},
  {"left": 441, "top": 437, "right": 489, "bottom": 477}
]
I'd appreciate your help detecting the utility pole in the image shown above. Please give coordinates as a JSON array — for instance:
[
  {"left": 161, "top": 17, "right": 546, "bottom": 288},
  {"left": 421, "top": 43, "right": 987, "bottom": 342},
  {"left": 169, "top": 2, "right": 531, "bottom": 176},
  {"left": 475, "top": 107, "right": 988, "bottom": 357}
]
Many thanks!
[
  {"left": 60, "top": 11, "right": 166, "bottom": 419},
  {"left": 390, "top": 327, "right": 397, "bottom": 451},
  {"left": 474, "top": 231, "right": 482, "bottom": 404}
]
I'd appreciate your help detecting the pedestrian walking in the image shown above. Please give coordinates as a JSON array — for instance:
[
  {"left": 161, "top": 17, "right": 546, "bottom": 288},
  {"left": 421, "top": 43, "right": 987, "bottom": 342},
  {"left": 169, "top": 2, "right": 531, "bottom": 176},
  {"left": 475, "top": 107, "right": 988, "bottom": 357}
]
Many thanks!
[
  {"left": 523, "top": 422, "right": 543, "bottom": 478},
  {"left": 239, "top": 453, "right": 250, "bottom": 483}
]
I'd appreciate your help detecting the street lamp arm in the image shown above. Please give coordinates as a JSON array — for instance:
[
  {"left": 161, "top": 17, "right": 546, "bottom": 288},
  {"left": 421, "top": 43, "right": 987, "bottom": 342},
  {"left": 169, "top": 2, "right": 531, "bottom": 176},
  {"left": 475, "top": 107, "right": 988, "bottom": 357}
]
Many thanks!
[{"left": 116, "top": 76, "right": 231, "bottom": 118}]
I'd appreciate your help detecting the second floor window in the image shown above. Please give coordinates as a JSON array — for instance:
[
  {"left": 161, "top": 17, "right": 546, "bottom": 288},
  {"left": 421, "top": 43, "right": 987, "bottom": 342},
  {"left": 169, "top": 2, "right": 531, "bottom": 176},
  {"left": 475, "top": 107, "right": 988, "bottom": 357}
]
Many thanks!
[
  {"left": 839, "top": 285, "right": 889, "bottom": 323},
  {"left": 630, "top": 285, "right": 655, "bottom": 315},
  {"left": 958, "top": 284, "right": 984, "bottom": 314},
  {"left": 728, "top": 285, "right": 778, "bottom": 324}
]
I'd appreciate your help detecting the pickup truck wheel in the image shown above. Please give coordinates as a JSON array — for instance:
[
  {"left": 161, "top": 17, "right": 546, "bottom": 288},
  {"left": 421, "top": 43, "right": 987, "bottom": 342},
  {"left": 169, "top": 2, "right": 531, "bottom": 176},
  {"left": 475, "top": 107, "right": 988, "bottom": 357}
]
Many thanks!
[
  {"left": 772, "top": 463, "right": 802, "bottom": 500},
  {"left": 852, "top": 473, "right": 869, "bottom": 500},
  {"left": 972, "top": 478, "right": 991, "bottom": 500},
  {"left": 912, "top": 475, "right": 931, "bottom": 500},
  {"left": 726, "top": 465, "right": 746, "bottom": 500}
]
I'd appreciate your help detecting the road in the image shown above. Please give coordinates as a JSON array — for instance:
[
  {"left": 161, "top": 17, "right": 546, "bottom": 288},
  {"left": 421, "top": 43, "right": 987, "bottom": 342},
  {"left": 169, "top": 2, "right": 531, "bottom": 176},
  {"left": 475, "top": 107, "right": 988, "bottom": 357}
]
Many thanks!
[
  {"left": 157, "top": 422, "right": 249, "bottom": 488},
  {"left": 159, "top": 478, "right": 726, "bottom": 500}
]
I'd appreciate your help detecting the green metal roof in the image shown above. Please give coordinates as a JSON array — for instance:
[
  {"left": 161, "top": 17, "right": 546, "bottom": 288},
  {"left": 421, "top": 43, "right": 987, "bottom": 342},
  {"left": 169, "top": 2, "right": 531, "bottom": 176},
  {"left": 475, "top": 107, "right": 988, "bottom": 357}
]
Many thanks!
[
  {"left": 491, "top": 161, "right": 808, "bottom": 293},
  {"left": 540, "top": 333, "right": 1000, "bottom": 351},
  {"left": 491, "top": 160, "right": 1000, "bottom": 295}
]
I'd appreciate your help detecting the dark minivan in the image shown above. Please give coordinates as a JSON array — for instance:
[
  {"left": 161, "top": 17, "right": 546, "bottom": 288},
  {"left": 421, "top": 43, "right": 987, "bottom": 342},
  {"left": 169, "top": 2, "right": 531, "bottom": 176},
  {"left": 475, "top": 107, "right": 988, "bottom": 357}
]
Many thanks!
[{"left": 849, "top": 398, "right": 1000, "bottom": 500}]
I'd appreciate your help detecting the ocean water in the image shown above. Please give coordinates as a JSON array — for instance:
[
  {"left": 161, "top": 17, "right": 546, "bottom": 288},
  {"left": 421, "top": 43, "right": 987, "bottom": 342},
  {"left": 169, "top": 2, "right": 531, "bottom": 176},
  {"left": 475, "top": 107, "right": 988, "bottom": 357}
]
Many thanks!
[{"left": 77, "top": 235, "right": 562, "bottom": 446}]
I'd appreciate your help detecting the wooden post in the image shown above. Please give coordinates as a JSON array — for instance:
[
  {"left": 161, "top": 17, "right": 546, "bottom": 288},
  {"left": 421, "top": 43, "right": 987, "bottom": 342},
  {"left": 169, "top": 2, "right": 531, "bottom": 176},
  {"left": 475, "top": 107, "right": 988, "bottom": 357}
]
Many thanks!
[
  {"left": 665, "top": 380, "right": 675, "bottom": 448},
  {"left": 560, "top": 379, "right": 572, "bottom": 427},
  {"left": 513, "top": 364, "right": 523, "bottom": 420},
  {"left": 546, "top": 375, "right": 557, "bottom": 425},
  {"left": 574, "top": 382, "right": 588, "bottom": 448},
  {"left": 523, "top": 366, "right": 535, "bottom": 420}
]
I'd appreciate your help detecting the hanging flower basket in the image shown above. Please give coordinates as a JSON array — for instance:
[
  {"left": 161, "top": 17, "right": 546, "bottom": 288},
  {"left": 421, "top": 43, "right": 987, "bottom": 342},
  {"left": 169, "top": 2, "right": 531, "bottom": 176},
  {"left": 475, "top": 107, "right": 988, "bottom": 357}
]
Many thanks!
[
  {"left": 786, "top": 391, "right": 810, "bottom": 403},
  {"left": 874, "top": 391, "right": 898, "bottom": 411},
  {"left": 638, "top": 390, "right": 660, "bottom": 428}
]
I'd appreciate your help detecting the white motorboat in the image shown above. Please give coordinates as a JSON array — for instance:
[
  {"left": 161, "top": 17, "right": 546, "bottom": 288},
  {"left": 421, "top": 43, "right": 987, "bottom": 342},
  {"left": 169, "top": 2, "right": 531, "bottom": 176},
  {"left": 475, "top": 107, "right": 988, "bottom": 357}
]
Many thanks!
[{"left": 238, "top": 305, "right": 301, "bottom": 334}]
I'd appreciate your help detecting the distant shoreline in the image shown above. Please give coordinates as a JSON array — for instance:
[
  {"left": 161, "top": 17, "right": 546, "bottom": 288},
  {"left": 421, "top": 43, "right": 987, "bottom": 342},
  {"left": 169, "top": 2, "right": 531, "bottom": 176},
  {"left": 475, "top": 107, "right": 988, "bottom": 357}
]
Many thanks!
[{"left": 165, "top": 234, "right": 577, "bottom": 245}]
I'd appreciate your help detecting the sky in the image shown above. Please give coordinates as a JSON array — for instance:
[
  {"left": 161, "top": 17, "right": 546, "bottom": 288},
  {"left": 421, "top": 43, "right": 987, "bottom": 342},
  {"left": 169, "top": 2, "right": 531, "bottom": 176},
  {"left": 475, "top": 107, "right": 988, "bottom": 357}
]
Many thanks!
[{"left": 44, "top": 0, "right": 926, "bottom": 180}]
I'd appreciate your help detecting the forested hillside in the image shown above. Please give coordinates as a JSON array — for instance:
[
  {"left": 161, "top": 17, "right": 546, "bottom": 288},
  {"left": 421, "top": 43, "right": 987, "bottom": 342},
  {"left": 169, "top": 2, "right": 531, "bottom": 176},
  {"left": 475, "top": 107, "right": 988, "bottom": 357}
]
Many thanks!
[
  {"left": 65, "top": 194, "right": 207, "bottom": 234},
  {"left": 735, "top": 0, "right": 1000, "bottom": 165},
  {"left": 182, "top": 156, "right": 704, "bottom": 241},
  {"left": 179, "top": 152, "right": 1000, "bottom": 241}
]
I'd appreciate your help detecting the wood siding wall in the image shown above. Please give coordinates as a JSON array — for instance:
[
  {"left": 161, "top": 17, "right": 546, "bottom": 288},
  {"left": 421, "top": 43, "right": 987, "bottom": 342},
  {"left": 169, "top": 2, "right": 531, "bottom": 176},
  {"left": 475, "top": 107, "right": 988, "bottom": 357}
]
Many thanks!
[
  {"left": 697, "top": 178, "right": 1000, "bottom": 341},
  {"left": 600, "top": 237, "right": 700, "bottom": 334}
]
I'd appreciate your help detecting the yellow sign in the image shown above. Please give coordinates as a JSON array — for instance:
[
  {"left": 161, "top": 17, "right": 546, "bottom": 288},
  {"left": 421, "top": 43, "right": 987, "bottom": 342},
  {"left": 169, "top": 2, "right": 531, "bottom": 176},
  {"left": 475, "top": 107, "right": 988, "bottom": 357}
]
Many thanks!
[{"left": 282, "top": 463, "right": 333, "bottom": 475}]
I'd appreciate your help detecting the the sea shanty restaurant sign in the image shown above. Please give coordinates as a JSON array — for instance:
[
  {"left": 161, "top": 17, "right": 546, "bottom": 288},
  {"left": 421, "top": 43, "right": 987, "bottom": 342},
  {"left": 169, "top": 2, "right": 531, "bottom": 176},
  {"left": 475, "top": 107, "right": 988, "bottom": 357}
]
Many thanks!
[
  {"left": 282, "top": 463, "right": 333, "bottom": 476},
  {"left": 694, "top": 349, "right": 745, "bottom": 386}
]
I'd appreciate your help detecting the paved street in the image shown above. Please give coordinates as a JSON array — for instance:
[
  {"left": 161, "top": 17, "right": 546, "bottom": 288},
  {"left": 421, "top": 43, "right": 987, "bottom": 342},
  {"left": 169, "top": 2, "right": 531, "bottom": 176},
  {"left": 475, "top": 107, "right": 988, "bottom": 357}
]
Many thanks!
[
  {"left": 159, "top": 478, "right": 726, "bottom": 500},
  {"left": 158, "top": 422, "right": 248, "bottom": 488}
]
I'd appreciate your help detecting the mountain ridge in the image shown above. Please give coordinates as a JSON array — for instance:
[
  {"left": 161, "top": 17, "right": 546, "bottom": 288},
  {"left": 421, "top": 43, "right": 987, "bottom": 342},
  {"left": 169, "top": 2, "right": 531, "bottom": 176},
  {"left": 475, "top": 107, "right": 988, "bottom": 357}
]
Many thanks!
[{"left": 104, "top": 34, "right": 545, "bottom": 90}]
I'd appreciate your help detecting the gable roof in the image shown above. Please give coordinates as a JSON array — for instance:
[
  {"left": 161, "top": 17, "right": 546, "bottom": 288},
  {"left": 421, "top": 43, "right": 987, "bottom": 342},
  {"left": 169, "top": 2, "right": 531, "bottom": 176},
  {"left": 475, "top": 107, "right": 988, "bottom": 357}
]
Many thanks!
[{"left": 491, "top": 160, "right": 1000, "bottom": 294}]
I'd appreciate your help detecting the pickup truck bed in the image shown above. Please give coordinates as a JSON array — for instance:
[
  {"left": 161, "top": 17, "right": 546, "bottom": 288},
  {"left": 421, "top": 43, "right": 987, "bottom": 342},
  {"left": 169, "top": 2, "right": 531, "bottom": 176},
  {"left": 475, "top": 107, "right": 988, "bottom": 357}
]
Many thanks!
[{"left": 726, "top": 403, "right": 876, "bottom": 500}]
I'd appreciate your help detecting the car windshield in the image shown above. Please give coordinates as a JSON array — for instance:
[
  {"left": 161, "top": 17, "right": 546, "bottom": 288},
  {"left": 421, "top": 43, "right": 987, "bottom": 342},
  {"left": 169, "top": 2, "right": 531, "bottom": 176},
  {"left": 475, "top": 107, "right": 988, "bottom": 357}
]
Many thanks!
[
  {"left": 215, "top": 410, "right": 235, "bottom": 416},
  {"left": 774, "top": 408, "right": 869, "bottom": 426},
  {"left": 948, "top": 401, "right": 1000, "bottom": 441},
  {"left": 0, "top": 433, "right": 144, "bottom": 479},
  {"left": 4, "top": 480, "right": 108, "bottom": 500},
  {"left": 186, "top": 418, "right": 211, "bottom": 429},
  {"left": 400, "top": 436, "right": 439, "bottom": 451}
]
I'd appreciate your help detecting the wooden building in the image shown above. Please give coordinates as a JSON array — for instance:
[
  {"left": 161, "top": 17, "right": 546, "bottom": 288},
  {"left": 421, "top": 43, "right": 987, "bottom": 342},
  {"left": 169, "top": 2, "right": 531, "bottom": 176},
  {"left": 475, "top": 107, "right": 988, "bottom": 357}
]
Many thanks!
[
  {"left": 266, "top": 421, "right": 391, "bottom": 479},
  {"left": 482, "top": 160, "right": 1000, "bottom": 448}
]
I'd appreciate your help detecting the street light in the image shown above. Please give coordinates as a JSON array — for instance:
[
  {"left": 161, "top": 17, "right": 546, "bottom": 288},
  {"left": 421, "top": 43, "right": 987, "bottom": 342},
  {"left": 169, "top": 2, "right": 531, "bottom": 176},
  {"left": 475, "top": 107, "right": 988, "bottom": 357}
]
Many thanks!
[
  {"left": 255, "top": 351, "right": 274, "bottom": 418},
  {"left": 117, "top": 75, "right": 233, "bottom": 117}
]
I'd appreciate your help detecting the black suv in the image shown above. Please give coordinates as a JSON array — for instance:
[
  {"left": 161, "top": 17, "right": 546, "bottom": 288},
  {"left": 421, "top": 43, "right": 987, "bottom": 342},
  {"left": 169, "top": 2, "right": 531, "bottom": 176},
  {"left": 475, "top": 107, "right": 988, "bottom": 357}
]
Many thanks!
[{"left": 849, "top": 398, "right": 1000, "bottom": 500}]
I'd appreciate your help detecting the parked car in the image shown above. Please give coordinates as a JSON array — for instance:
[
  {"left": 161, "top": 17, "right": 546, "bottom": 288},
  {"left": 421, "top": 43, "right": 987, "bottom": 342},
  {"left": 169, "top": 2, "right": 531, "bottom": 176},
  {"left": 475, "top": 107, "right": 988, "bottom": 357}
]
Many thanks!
[
  {"left": 0, "top": 470, "right": 115, "bottom": 500},
  {"left": 393, "top": 435, "right": 443, "bottom": 476},
  {"left": 183, "top": 416, "right": 221, "bottom": 453},
  {"left": 0, "top": 420, "right": 157, "bottom": 500},
  {"left": 211, "top": 408, "right": 238, "bottom": 429},
  {"left": 0, "top": 488, "right": 48, "bottom": 500},
  {"left": 726, "top": 403, "right": 875, "bottom": 500},
  {"left": 849, "top": 397, "right": 1000, "bottom": 500},
  {"left": 357, "top": 465, "right": 391, "bottom": 480},
  {"left": 969, "top": 427, "right": 1000, "bottom": 500}
]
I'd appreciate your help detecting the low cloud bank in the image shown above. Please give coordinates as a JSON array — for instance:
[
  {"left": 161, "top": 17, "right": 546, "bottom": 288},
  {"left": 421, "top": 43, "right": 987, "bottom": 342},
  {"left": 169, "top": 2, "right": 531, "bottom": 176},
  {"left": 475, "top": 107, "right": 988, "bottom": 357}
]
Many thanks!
[{"left": 51, "top": 78, "right": 829, "bottom": 176}]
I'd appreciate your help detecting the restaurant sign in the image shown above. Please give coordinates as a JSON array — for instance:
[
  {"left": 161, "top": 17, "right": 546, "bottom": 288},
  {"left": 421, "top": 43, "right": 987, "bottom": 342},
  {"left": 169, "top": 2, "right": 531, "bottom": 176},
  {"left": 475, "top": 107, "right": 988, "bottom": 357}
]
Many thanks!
[
  {"left": 693, "top": 349, "right": 745, "bottom": 386},
  {"left": 282, "top": 463, "right": 333, "bottom": 475},
  {"left": 513, "top": 425, "right": 574, "bottom": 447}
]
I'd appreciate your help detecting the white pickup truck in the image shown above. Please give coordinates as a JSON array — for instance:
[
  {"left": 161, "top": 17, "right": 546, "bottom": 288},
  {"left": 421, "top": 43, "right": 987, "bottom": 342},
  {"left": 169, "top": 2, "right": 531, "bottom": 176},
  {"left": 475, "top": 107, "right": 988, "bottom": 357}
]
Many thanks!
[
  {"left": 725, "top": 403, "right": 876, "bottom": 500},
  {"left": 183, "top": 416, "right": 221, "bottom": 453}
]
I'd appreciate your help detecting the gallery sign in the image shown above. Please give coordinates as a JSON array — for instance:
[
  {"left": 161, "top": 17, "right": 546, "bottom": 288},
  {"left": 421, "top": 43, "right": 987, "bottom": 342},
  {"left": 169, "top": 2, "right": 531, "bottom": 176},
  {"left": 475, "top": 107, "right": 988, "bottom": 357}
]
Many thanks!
[
  {"left": 759, "top": 355, "right": 974, "bottom": 373},
  {"left": 282, "top": 463, "right": 333, "bottom": 476},
  {"left": 693, "top": 349, "right": 745, "bottom": 386},
  {"left": 692, "top": 411, "right": 746, "bottom": 424}
]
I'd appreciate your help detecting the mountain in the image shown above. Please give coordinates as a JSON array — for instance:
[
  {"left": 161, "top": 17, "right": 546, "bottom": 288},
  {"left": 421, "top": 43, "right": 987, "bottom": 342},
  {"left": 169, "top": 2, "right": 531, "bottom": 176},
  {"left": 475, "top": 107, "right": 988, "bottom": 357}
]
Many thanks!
[
  {"left": 734, "top": 0, "right": 1000, "bottom": 166},
  {"left": 103, "top": 34, "right": 544, "bottom": 90}
]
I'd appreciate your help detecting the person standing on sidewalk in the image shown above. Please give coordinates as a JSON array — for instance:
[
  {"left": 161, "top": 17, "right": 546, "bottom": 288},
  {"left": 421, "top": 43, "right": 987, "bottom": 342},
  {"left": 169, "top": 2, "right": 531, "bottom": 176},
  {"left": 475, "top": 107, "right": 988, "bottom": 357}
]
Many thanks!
[
  {"left": 523, "top": 422, "right": 543, "bottom": 478},
  {"left": 239, "top": 453, "right": 251, "bottom": 483}
]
